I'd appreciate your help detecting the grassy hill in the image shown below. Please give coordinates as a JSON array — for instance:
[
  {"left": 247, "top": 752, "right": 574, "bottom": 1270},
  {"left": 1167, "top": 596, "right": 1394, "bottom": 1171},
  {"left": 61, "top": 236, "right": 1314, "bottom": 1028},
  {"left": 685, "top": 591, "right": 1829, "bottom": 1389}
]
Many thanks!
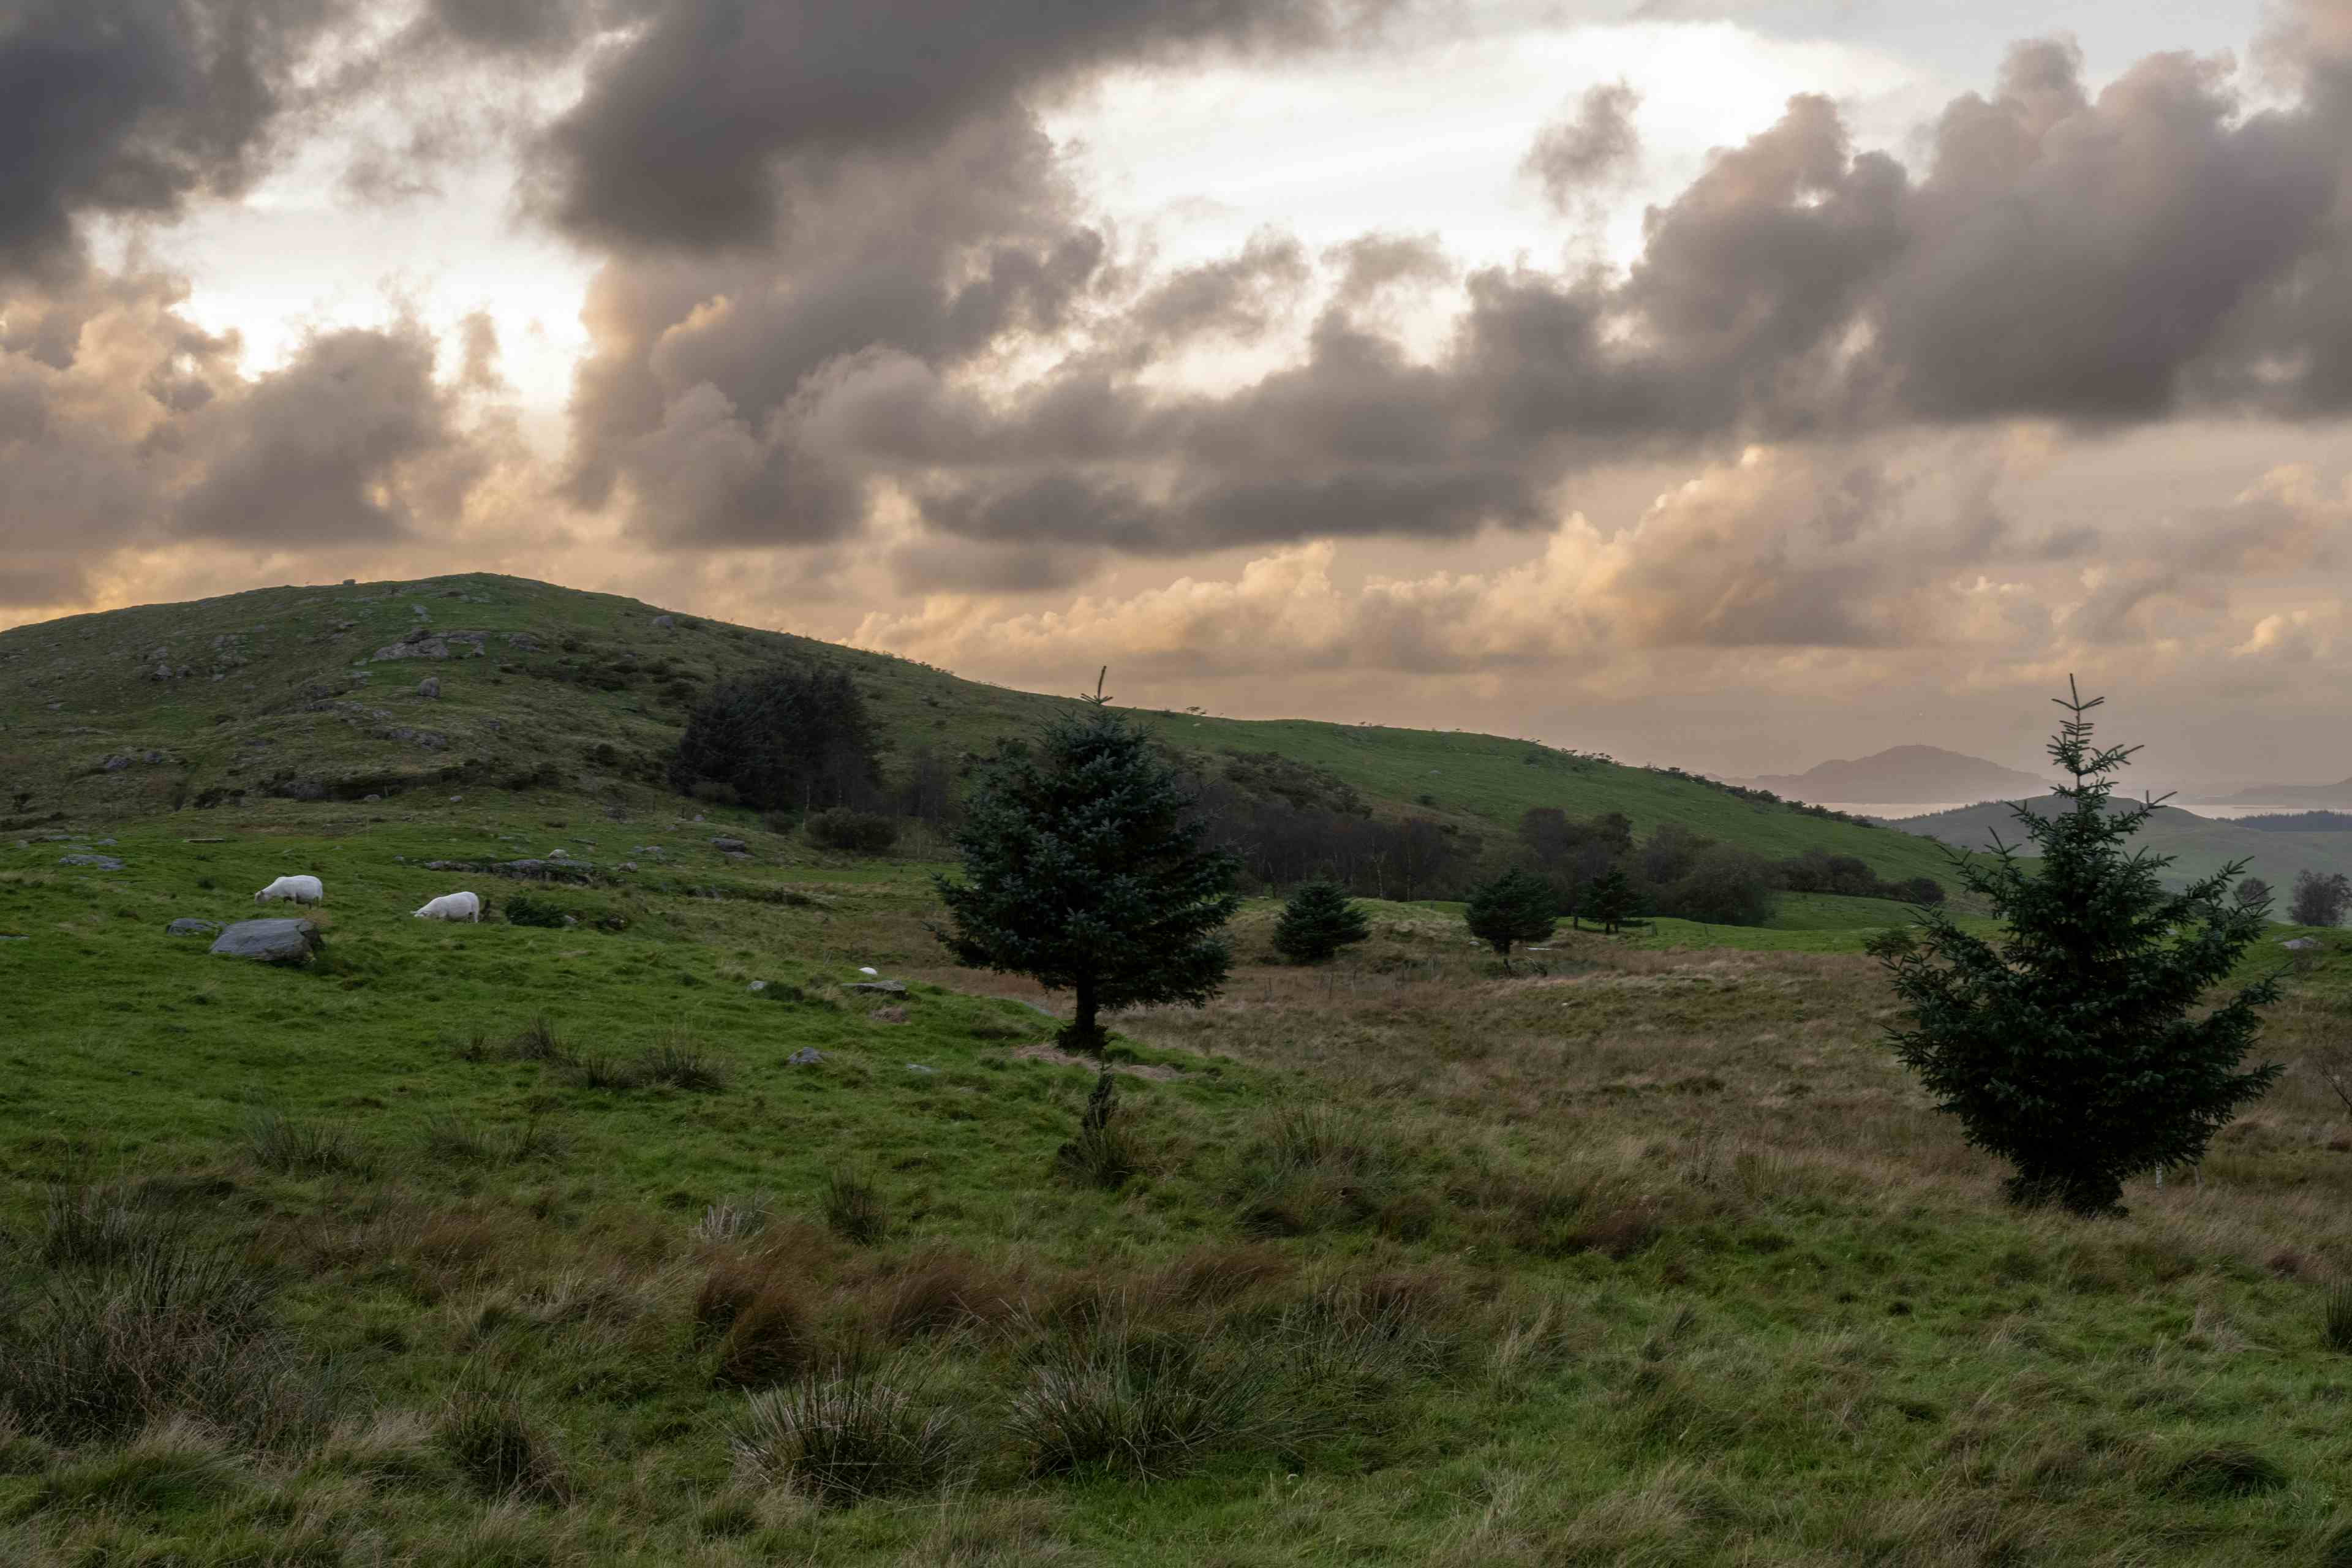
[
  {"left": 0, "top": 572, "right": 1966, "bottom": 893},
  {"left": 1891, "top": 795, "right": 2352, "bottom": 908}
]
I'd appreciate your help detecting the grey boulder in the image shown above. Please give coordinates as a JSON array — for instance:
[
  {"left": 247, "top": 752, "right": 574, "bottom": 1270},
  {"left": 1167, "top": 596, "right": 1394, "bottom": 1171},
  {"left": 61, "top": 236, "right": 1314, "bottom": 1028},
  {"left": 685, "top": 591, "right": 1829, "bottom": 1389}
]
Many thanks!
[
  {"left": 846, "top": 980, "right": 907, "bottom": 996},
  {"left": 788, "top": 1047, "right": 823, "bottom": 1066},
  {"left": 166, "top": 918, "right": 223, "bottom": 936},
  {"left": 208, "top": 918, "right": 320, "bottom": 964},
  {"left": 711, "top": 837, "right": 747, "bottom": 852},
  {"left": 2282, "top": 937, "right": 2323, "bottom": 951},
  {"left": 58, "top": 854, "right": 123, "bottom": 869}
]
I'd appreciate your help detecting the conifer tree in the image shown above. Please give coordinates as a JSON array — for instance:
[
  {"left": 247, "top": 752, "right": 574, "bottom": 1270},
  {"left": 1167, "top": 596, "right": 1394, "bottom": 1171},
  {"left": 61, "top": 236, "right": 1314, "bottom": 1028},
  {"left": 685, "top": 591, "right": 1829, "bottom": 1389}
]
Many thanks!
[
  {"left": 1465, "top": 867, "right": 1557, "bottom": 968},
  {"left": 1273, "top": 880, "right": 1371, "bottom": 965},
  {"left": 933, "top": 709, "right": 1241, "bottom": 1054},
  {"left": 1869, "top": 681, "right": 2282, "bottom": 1216},
  {"left": 1585, "top": 869, "right": 1637, "bottom": 934}
]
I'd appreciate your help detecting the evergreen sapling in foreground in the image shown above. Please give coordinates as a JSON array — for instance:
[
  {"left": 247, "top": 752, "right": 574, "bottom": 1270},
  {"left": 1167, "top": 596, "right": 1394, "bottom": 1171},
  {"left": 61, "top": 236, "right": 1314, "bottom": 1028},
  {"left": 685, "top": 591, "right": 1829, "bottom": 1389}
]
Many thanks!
[
  {"left": 1868, "top": 681, "right": 2281, "bottom": 1216},
  {"left": 1273, "top": 881, "right": 1371, "bottom": 965},
  {"left": 933, "top": 709, "right": 1241, "bottom": 1054},
  {"left": 1465, "top": 867, "right": 1558, "bottom": 969}
]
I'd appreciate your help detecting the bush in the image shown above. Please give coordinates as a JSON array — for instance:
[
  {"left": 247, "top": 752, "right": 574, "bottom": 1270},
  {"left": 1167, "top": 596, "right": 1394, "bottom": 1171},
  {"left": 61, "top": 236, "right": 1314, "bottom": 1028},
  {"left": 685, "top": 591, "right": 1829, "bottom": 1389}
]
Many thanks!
[
  {"left": 823, "top": 1167, "right": 891, "bottom": 1245},
  {"left": 806, "top": 807, "right": 900, "bottom": 853},
  {"left": 244, "top": 1110, "right": 364, "bottom": 1175},
  {"left": 503, "top": 894, "right": 567, "bottom": 929},
  {"left": 0, "top": 1214, "right": 327, "bottom": 1447},
  {"left": 712, "top": 1276, "right": 813, "bottom": 1389},
  {"left": 1272, "top": 880, "right": 1371, "bottom": 965},
  {"left": 729, "top": 1362, "right": 959, "bottom": 1503},
  {"left": 1057, "top": 1071, "right": 1141, "bottom": 1189},
  {"left": 1464, "top": 867, "right": 1556, "bottom": 968},
  {"left": 1005, "top": 1313, "right": 1284, "bottom": 1480},
  {"left": 635, "top": 1037, "right": 731, "bottom": 1091},
  {"left": 438, "top": 1383, "right": 570, "bottom": 1501},
  {"left": 2291, "top": 869, "right": 2351, "bottom": 927},
  {"left": 671, "top": 665, "right": 881, "bottom": 812}
]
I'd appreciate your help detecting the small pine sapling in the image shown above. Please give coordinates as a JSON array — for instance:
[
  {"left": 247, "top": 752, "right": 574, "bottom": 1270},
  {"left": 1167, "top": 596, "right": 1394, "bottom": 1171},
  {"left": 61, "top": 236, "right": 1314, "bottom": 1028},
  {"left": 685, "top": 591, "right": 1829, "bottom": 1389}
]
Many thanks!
[{"left": 1464, "top": 867, "right": 1558, "bottom": 970}]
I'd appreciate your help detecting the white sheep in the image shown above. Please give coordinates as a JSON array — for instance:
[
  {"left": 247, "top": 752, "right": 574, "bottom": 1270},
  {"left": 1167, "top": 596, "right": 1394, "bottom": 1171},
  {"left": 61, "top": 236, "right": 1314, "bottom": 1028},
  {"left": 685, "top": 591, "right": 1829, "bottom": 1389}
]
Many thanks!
[
  {"left": 254, "top": 874, "right": 324, "bottom": 905},
  {"left": 413, "top": 891, "right": 481, "bottom": 922}
]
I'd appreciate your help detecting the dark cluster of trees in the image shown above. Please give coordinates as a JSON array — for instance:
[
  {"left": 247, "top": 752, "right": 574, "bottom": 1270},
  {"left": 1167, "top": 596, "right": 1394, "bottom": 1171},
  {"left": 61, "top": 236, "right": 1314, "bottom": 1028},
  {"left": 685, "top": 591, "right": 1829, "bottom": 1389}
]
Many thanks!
[
  {"left": 2291, "top": 869, "right": 2352, "bottom": 927},
  {"left": 1513, "top": 809, "right": 1936, "bottom": 927},
  {"left": 669, "top": 665, "right": 882, "bottom": 813}
]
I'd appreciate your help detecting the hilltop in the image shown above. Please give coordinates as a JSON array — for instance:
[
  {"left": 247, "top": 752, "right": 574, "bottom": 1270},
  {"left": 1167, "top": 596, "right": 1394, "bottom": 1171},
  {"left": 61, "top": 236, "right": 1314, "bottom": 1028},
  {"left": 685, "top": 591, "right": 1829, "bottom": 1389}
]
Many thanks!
[
  {"left": 0, "top": 571, "right": 1965, "bottom": 892},
  {"left": 1738, "top": 744, "right": 2050, "bottom": 804}
]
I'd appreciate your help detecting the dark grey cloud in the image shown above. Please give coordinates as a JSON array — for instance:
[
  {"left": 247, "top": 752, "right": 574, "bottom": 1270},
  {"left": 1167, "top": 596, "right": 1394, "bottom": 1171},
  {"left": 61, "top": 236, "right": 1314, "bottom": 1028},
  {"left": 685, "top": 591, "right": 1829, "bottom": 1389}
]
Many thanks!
[
  {"left": 1523, "top": 80, "right": 1641, "bottom": 211},
  {"left": 175, "top": 322, "right": 483, "bottom": 545},
  {"left": 534, "top": 0, "right": 1412, "bottom": 251},
  {"left": 1324, "top": 232, "right": 1453, "bottom": 309},
  {"left": 421, "top": 0, "right": 597, "bottom": 55},
  {"left": 1128, "top": 230, "right": 1310, "bottom": 348},
  {"left": 0, "top": 0, "right": 350, "bottom": 279}
]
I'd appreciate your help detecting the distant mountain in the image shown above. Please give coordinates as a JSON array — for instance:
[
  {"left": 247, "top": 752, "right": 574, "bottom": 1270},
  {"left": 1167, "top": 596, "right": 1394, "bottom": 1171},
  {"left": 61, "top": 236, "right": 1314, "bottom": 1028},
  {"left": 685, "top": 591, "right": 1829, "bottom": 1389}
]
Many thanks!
[
  {"left": 1741, "top": 745, "right": 2050, "bottom": 804},
  {"left": 1891, "top": 795, "right": 2352, "bottom": 910},
  {"left": 2196, "top": 778, "right": 2352, "bottom": 807}
]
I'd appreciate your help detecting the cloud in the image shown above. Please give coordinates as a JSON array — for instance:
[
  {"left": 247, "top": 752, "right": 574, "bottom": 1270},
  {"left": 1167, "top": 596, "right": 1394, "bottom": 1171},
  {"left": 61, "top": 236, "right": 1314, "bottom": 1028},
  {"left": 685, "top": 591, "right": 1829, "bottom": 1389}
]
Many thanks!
[
  {"left": 1523, "top": 80, "right": 1642, "bottom": 211},
  {"left": 0, "top": 0, "right": 355, "bottom": 279},
  {"left": 532, "top": 0, "right": 1414, "bottom": 251}
]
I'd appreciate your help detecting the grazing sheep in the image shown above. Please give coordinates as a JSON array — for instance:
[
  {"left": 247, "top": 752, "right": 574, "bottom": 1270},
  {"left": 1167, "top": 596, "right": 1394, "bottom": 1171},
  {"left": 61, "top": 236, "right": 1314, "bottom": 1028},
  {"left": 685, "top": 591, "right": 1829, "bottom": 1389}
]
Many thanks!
[
  {"left": 413, "top": 891, "right": 482, "bottom": 922},
  {"left": 254, "top": 874, "right": 324, "bottom": 905}
]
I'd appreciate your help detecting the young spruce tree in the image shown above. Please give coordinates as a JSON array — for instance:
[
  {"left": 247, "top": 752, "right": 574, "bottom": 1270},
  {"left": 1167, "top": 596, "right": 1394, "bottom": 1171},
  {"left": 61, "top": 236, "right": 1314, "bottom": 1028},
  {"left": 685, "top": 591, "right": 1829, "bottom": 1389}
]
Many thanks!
[
  {"left": 1273, "top": 880, "right": 1371, "bottom": 965},
  {"left": 933, "top": 708, "right": 1241, "bottom": 1054},
  {"left": 1868, "top": 680, "right": 2282, "bottom": 1216},
  {"left": 1465, "top": 867, "right": 1558, "bottom": 969},
  {"left": 1583, "top": 869, "right": 1638, "bottom": 935}
]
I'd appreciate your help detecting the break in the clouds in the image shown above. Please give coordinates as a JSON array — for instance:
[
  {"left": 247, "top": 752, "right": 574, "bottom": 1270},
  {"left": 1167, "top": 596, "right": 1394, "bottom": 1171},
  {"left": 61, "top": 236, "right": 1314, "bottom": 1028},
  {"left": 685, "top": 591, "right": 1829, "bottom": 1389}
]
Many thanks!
[{"left": 13, "top": 0, "right": 2352, "bottom": 777}]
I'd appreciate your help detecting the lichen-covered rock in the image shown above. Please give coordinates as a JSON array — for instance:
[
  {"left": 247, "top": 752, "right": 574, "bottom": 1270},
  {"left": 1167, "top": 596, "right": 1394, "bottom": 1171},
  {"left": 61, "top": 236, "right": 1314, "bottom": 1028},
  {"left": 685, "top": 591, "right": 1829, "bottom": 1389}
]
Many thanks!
[
  {"left": 58, "top": 854, "right": 124, "bottom": 869},
  {"left": 208, "top": 918, "right": 320, "bottom": 964},
  {"left": 166, "top": 918, "right": 223, "bottom": 936}
]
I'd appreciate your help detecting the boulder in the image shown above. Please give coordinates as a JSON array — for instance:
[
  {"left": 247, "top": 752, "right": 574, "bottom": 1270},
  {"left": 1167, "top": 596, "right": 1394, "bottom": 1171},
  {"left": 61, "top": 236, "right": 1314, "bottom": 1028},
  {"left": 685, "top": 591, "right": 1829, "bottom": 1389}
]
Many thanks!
[
  {"left": 418, "top": 677, "right": 440, "bottom": 699},
  {"left": 208, "top": 918, "right": 320, "bottom": 964},
  {"left": 712, "top": 837, "right": 747, "bottom": 852},
  {"left": 846, "top": 980, "right": 907, "bottom": 996},
  {"left": 2282, "top": 937, "right": 2323, "bottom": 951},
  {"left": 58, "top": 854, "right": 123, "bottom": 869},
  {"left": 166, "top": 918, "right": 223, "bottom": 936},
  {"left": 102, "top": 755, "right": 130, "bottom": 772},
  {"left": 652, "top": 615, "right": 674, "bottom": 628},
  {"left": 747, "top": 980, "right": 768, "bottom": 992},
  {"left": 788, "top": 1047, "right": 823, "bottom": 1066}
]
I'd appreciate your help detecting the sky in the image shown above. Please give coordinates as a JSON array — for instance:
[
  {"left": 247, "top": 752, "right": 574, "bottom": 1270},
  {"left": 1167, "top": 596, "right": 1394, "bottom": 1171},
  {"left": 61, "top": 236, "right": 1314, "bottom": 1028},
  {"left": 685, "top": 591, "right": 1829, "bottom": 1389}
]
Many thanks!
[{"left": 6, "top": 0, "right": 2352, "bottom": 787}]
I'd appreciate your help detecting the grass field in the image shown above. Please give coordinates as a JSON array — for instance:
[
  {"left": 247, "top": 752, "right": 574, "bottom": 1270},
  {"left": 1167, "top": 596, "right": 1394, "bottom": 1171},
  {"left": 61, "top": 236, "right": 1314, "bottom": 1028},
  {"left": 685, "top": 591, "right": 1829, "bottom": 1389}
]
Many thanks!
[{"left": 6, "top": 789, "right": 2352, "bottom": 1564}]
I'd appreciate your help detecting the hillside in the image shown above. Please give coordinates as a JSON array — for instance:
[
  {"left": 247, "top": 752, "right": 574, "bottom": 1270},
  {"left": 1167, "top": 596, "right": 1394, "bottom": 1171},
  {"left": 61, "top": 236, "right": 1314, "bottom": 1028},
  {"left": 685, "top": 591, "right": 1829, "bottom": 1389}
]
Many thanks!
[
  {"left": 1740, "top": 744, "right": 2050, "bottom": 804},
  {"left": 2199, "top": 778, "right": 2352, "bottom": 807},
  {"left": 1891, "top": 794, "right": 2352, "bottom": 902},
  {"left": 0, "top": 572, "right": 1967, "bottom": 891}
]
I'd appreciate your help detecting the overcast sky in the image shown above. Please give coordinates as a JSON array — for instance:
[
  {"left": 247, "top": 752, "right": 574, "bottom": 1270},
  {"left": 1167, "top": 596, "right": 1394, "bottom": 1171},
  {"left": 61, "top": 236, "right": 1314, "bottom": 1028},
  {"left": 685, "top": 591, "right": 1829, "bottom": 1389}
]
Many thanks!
[{"left": 7, "top": 0, "right": 2352, "bottom": 785}]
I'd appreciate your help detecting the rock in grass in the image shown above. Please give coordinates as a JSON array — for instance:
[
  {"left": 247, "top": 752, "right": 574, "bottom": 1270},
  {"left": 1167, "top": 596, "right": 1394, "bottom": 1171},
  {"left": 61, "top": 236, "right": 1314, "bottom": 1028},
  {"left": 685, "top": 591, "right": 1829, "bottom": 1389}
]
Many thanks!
[
  {"left": 712, "top": 837, "right": 747, "bottom": 853},
  {"left": 788, "top": 1047, "right": 823, "bottom": 1066},
  {"left": 747, "top": 980, "right": 768, "bottom": 992},
  {"left": 58, "top": 854, "right": 123, "bottom": 869},
  {"left": 845, "top": 981, "right": 906, "bottom": 995},
  {"left": 208, "top": 918, "right": 320, "bottom": 965},
  {"left": 2282, "top": 937, "right": 2322, "bottom": 951},
  {"left": 165, "top": 918, "right": 224, "bottom": 937}
]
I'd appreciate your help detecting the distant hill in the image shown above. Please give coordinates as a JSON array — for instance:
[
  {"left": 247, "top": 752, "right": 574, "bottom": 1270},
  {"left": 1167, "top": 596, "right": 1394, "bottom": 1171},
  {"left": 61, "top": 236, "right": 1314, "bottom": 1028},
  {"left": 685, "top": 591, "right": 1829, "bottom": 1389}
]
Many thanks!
[
  {"left": 2197, "top": 779, "right": 2352, "bottom": 807},
  {"left": 1890, "top": 794, "right": 2352, "bottom": 909},
  {"left": 1741, "top": 745, "right": 2050, "bottom": 804},
  {"left": 0, "top": 572, "right": 1969, "bottom": 891}
]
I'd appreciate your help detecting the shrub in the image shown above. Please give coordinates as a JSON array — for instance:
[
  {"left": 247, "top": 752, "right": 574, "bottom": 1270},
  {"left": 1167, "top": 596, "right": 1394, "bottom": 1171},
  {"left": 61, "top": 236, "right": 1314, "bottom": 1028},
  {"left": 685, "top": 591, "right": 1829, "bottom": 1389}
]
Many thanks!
[
  {"left": 507, "top": 1016, "right": 567, "bottom": 1060},
  {"left": 439, "top": 1383, "right": 569, "bottom": 1500},
  {"left": 1005, "top": 1312, "right": 1284, "bottom": 1480},
  {"left": 823, "top": 1167, "right": 891, "bottom": 1245},
  {"left": 245, "top": 1109, "right": 364, "bottom": 1175},
  {"left": 671, "top": 665, "right": 881, "bottom": 812},
  {"left": 1057, "top": 1070, "right": 1142, "bottom": 1189},
  {"left": 39, "top": 1182, "right": 156, "bottom": 1268},
  {"left": 2326, "top": 1281, "right": 2352, "bottom": 1355},
  {"left": 1869, "top": 682, "right": 2282, "bottom": 1216},
  {"left": 503, "top": 894, "right": 568, "bottom": 929},
  {"left": 729, "top": 1361, "right": 959, "bottom": 1503},
  {"left": 806, "top": 808, "right": 900, "bottom": 853},
  {"left": 2291, "top": 869, "right": 2352, "bottom": 927},
  {"left": 714, "top": 1278, "right": 814, "bottom": 1389},
  {"left": 1464, "top": 867, "right": 1556, "bottom": 968},
  {"left": 0, "top": 1219, "right": 327, "bottom": 1447},
  {"left": 1272, "top": 880, "right": 1371, "bottom": 965},
  {"left": 635, "top": 1038, "right": 731, "bottom": 1091}
]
